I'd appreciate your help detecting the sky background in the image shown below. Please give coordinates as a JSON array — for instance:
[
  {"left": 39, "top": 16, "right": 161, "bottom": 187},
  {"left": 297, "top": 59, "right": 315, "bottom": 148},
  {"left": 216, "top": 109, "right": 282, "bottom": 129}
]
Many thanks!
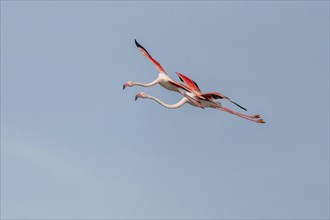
[{"left": 1, "top": 1, "right": 329, "bottom": 219}]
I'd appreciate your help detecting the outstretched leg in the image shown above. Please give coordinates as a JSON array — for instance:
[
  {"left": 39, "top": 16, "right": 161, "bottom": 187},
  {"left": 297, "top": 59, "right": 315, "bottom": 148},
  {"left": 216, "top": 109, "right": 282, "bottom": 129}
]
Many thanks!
[{"left": 215, "top": 107, "right": 265, "bottom": 123}]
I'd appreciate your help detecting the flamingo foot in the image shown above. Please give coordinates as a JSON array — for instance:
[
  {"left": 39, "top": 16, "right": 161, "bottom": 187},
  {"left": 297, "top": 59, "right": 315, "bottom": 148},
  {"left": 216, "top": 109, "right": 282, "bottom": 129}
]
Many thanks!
[
  {"left": 251, "top": 114, "right": 260, "bottom": 118},
  {"left": 257, "top": 119, "right": 266, "bottom": 123}
]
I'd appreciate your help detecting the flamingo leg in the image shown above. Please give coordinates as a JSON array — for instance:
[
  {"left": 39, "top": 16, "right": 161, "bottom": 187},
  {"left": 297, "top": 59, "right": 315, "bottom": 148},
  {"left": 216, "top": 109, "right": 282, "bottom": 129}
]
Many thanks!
[{"left": 215, "top": 107, "right": 265, "bottom": 123}]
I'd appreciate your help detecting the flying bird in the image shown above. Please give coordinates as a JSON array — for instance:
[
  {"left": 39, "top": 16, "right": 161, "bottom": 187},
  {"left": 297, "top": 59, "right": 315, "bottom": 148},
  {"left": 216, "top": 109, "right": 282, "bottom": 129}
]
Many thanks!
[
  {"left": 123, "top": 39, "right": 204, "bottom": 107},
  {"left": 125, "top": 40, "right": 264, "bottom": 123},
  {"left": 135, "top": 91, "right": 265, "bottom": 123}
]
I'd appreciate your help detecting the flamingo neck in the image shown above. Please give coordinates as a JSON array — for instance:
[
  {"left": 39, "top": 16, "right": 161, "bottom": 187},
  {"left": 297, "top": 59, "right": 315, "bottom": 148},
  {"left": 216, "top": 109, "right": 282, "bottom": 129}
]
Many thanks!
[
  {"left": 146, "top": 95, "right": 188, "bottom": 109},
  {"left": 133, "top": 78, "right": 159, "bottom": 87}
]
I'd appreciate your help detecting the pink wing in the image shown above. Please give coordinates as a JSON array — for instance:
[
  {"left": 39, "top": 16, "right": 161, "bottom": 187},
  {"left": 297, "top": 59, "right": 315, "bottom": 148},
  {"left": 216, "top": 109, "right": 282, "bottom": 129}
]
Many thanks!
[
  {"left": 200, "top": 92, "right": 228, "bottom": 100},
  {"left": 201, "top": 92, "right": 247, "bottom": 111},
  {"left": 135, "top": 39, "right": 166, "bottom": 74},
  {"left": 175, "top": 72, "right": 202, "bottom": 93}
]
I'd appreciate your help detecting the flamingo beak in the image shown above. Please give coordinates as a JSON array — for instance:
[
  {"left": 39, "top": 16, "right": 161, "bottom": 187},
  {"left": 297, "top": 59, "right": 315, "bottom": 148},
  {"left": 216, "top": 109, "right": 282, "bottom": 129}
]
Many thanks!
[
  {"left": 135, "top": 93, "right": 143, "bottom": 101},
  {"left": 123, "top": 82, "right": 131, "bottom": 90}
]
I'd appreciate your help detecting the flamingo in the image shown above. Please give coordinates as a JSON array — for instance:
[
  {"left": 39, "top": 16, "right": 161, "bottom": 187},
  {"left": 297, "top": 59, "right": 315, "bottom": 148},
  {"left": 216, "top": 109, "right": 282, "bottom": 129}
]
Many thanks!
[
  {"left": 123, "top": 39, "right": 204, "bottom": 107},
  {"left": 135, "top": 91, "right": 265, "bottom": 123},
  {"left": 125, "top": 40, "right": 264, "bottom": 122}
]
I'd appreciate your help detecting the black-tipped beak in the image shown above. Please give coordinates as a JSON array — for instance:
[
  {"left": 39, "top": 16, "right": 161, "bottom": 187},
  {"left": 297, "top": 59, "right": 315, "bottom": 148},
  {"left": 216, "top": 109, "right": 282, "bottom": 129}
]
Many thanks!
[
  {"left": 123, "top": 84, "right": 126, "bottom": 90},
  {"left": 135, "top": 95, "right": 138, "bottom": 101}
]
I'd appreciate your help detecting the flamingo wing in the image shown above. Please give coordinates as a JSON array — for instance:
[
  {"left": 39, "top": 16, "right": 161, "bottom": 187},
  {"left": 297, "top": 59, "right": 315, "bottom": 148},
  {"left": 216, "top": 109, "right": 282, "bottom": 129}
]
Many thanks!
[
  {"left": 201, "top": 92, "right": 247, "bottom": 111},
  {"left": 168, "top": 79, "right": 190, "bottom": 92},
  {"left": 175, "top": 72, "right": 202, "bottom": 93},
  {"left": 135, "top": 39, "right": 166, "bottom": 74}
]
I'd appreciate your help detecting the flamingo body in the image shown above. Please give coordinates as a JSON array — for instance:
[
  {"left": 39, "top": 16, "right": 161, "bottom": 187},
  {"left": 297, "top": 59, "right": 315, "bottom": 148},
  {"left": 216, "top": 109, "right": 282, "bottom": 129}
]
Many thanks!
[{"left": 157, "top": 73, "right": 181, "bottom": 92}]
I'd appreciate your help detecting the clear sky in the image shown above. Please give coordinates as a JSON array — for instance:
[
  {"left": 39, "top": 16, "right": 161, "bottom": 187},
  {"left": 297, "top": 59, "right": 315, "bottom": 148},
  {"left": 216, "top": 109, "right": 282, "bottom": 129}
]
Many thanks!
[{"left": 1, "top": 1, "right": 329, "bottom": 219}]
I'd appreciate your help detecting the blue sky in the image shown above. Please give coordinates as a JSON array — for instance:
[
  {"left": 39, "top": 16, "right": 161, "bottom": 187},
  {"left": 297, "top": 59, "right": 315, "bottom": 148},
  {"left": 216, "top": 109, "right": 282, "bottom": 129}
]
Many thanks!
[{"left": 1, "top": 1, "right": 329, "bottom": 219}]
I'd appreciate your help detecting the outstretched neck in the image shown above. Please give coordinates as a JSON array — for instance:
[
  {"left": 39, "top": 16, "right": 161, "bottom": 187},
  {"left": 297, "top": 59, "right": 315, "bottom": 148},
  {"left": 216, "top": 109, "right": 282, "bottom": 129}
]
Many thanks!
[
  {"left": 133, "top": 78, "right": 159, "bottom": 87},
  {"left": 146, "top": 95, "right": 187, "bottom": 109}
]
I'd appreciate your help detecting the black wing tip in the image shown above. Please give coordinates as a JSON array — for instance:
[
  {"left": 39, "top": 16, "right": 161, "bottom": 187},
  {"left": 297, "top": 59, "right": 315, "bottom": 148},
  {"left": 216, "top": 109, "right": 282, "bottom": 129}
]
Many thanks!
[
  {"left": 232, "top": 102, "right": 247, "bottom": 111},
  {"left": 176, "top": 72, "right": 201, "bottom": 91},
  {"left": 214, "top": 93, "right": 247, "bottom": 111},
  {"left": 134, "top": 39, "right": 139, "bottom": 47},
  {"left": 134, "top": 39, "right": 151, "bottom": 56},
  {"left": 193, "top": 81, "right": 201, "bottom": 91},
  {"left": 177, "top": 73, "right": 184, "bottom": 82}
]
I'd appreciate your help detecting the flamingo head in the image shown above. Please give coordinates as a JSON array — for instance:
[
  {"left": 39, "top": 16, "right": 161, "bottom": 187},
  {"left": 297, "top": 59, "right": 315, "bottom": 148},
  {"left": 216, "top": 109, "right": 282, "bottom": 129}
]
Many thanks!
[
  {"left": 123, "top": 81, "right": 134, "bottom": 90},
  {"left": 135, "top": 92, "right": 147, "bottom": 101}
]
